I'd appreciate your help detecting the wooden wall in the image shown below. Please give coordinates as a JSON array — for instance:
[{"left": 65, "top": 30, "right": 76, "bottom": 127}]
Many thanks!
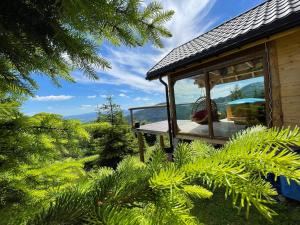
[{"left": 275, "top": 30, "right": 300, "bottom": 127}]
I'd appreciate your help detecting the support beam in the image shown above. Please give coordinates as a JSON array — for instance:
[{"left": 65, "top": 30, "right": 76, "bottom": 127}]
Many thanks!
[
  {"left": 167, "top": 76, "right": 179, "bottom": 135},
  {"left": 246, "top": 61, "right": 254, "bottom": 68},
  {"left": 137, "top": 132, "right": 145, "bottom": 162},
  {"left": 205, "top": 72, "right": 214, "bottom": 138},
  {"left": 266, "top": 41, "right": 283, "bottom": 127},
  {"left": 263, "top": 43, "right": 273, "bottom": 128}
]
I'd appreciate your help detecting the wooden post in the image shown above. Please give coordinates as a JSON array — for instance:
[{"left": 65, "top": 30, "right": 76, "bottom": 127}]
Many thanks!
[
  {"left": 129, "top": 109, "right": 134, "bottom": 128},
  {"left": 168, "top": 76, "right": 179, "bottom": 135},
  {"left": 137, "top": 132, "right": 145, "bottom": 162},
  {"left": 263, "top": 43, "right": 273, "bottom": 128},
  {"left": 266, "top": 41, "right": 283, "bottom": 128},
  {"left": 159, "top": 135, "right": 165, "bottom": 150},
  {"left": 205, "top": 72, "right": 214, "bottom": 138}
]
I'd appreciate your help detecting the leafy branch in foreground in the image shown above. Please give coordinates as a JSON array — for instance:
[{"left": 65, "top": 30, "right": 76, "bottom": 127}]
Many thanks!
[
  {"left": 0, "top": 0, "right": 174, "bottom": 95},
  {"left": 28, "top": 126, "right": 300, "bottom": 224}
]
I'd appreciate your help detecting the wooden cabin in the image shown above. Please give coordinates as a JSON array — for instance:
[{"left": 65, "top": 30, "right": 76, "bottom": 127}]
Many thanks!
[{"left": 129, "top": 0, "right": 300, "bottom": 157}]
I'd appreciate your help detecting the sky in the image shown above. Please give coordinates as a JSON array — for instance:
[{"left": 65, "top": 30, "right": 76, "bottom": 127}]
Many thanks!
[{"left": 22, "top": 0, "right": 265, "bottom": 116}]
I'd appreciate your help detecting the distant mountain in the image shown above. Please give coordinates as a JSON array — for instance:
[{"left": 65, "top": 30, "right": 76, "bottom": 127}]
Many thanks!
[
  {"left": 64, "top": 112, "right": 97, "bottom": 122},
  {"left": 214, "top": 82, "right": 264, "bottom": 116},
  {"left": 67, "top": 82, "right": 264, "bottom": 124},
  {"left": 127, "top": 106, "right": 168, "bottom": 124},
  {"left": 65, "top": 110, "right": 129, "bottom": 123}
]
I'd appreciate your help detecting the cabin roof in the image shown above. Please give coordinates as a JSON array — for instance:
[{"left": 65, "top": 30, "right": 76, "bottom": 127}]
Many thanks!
[{"left": 146, "top": 0, "right": 300, "bottom": 80}]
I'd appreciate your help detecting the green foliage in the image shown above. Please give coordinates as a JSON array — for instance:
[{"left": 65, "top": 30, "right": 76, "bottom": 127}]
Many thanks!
[
  {"left": 96, "top": 124, "right": 138, "bottom": 168},
  {"left": 193, "top": 189, "right": 300, "bottom": 225},
  {"left": 0, "top": 0, "right": 174, "bottom": 95},
  {"left": 230, "top": 84, "right": 243, "bottom": 100},
  {"left": 27, "top": 126, "right": 300, "bottom": 224},
  {"left": 80, "top": 97, "right": 138, "bottom": 168},
  {"left": 0, "top": 95, "right": 95, "bottom": 224},
  {"left": 0, "top": 156, "right": 97, "bottom": 225},
  {"left": 83, "top": 121, "right": 138, "bottom": 168},
  {"left": 96, "top": 96, "right": 125, "bottom": 125},
  {"left": 0, "top": 111, "right": 89, "bottom": 170}
]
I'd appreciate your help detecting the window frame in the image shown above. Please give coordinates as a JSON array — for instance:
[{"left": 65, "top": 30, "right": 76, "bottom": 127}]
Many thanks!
[{"left": 169, "top": 48, "right": 271, "bottom": 141}]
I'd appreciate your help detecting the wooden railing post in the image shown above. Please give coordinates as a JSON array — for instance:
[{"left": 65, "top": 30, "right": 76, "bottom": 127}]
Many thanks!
[
  {"left": 137, "top": 132, "right": 145, "bottom": 162},
  {"left": 159, "top": 135, "right": 165, "bottom": 150},
  {"left": 129, "top": 109, "right": 134, "bottom": 128}
]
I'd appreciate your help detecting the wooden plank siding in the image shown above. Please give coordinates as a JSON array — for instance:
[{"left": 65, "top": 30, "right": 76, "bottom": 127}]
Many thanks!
[{"left": 275, "top": 30, "right": 300, "bottom": 127}]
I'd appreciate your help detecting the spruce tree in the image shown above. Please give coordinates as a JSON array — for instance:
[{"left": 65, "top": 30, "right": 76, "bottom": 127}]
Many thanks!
[
  {"left": 96, "top": 96, "right": 124, "bottom": 125},
  {"left": 0, "top": 0, "right": 174, "bottom": 95},
  {"left": 27, "top": 126, "right": 300, "bottom": 225}
]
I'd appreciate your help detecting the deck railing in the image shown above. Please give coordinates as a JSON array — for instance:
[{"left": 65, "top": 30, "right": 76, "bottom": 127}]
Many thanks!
[
  {"left": 128, "top": 104, "right": 167, "bottom": 128},
  {"left": 128, "top": 103, "right": 196, "bottom": 128}
]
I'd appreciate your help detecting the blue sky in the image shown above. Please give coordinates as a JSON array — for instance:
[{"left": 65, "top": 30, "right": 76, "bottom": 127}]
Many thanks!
[{"left": 22, "top": 0, "right": 265, "bottom": 116}]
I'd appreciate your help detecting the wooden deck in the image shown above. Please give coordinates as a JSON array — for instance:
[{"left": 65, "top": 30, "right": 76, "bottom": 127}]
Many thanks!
[{"left": 136, "top": 120, "right": 246, "bottom": 138}]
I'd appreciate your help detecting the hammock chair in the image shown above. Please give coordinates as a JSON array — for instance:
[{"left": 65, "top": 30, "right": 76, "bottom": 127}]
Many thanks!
[
  {"left": 191, "top": 79, "right": 219, "bottom": 124},
  {"left": 191, "top": 97, "right": 218, "bottom": 124}
]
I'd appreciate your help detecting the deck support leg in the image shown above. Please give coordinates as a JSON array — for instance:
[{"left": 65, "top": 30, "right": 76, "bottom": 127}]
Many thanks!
[
  {"left": 137, "top": 132, "right": 145, "bottom": 162},
  {"left": 159, "top": 135, "right": 165, "bottom": 150}
]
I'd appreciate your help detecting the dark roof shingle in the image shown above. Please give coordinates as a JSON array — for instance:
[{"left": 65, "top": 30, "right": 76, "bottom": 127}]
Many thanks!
[{"left": 146, "top": 0, "right": 300, "bottom": 80}]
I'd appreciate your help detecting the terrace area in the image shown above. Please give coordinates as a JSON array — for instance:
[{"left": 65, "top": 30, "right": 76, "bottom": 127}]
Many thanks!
[{"left": 129, "top": 57, "right": 267, "bottom": 144}]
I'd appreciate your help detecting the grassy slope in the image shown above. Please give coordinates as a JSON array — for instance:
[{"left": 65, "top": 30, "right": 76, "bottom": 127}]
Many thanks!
[{"left": 192, "top": 190, "right": 300, "bottom": 225}]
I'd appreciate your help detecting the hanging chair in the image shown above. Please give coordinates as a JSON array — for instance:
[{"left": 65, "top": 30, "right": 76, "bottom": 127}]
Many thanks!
[{"left": 191, "top": 96, "right": 219, "bottom": 124}]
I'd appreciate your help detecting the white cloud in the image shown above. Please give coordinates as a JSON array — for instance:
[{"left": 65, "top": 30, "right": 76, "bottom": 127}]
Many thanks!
[
  {"left": 74, "top": 0, "right": 217, "bottom": 94},
  {"left": 134, "top": 97, "right": 151, "bottom": 101},
  {"left": 174, "top": 79, "right": 205, "bottom": 104},
  {"left": 80, "top": 104, "right": 94, "bottom": 108},
  {"left": 119, "top": 93, "right": 129, "bottom": 98},
  {"left": 100, "top": 94, "right": 107, "bottom": 98},
  {"left": 87, "top": 95, "right": 96, "bottom": 99},
  {"left": 158, "top": 0, "right": 216, "bottom": 52},
  {"left": 32, "top": 95, "right": 74, "bottom": 101}
]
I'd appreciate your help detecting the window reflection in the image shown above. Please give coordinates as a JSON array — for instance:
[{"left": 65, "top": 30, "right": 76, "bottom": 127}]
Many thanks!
[
  {"left": 173, "top": 57, "right": 266, "bottom": 138},
  {"left": 208, "top": 58, "right": 266, "bottom": 137}
]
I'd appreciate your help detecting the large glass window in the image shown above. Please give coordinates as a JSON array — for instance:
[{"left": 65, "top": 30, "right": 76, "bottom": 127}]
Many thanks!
[
  {"left": 209, "top": 58, "right": 266, "bottom": 137},
  {"left": 174, "top": 75, "right": 209, "bottom": 137},
  {"left": 173, "top": 57, "right": 267, "bottom": 139}
]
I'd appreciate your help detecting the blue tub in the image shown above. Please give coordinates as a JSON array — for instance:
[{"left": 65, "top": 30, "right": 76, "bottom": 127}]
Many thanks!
[{"left": 280, "top": 176, "right": 300, "bottom": 201}]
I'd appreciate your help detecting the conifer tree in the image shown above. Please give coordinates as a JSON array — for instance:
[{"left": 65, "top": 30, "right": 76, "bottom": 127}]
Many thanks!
[
  {"left": 96, "top": 96, "right": 124, "bottom": 125},
  {"left": 0, "top": 0, "right": 174, "bottom": 95},
  {"left": 230, "top": 84, "right": 243, "bottom": 100},
  {"left": 95, "top": 97, "right": 137, "bottom": 168},
  {"left": 28, "top": 126, "right": 300, "bottom": 225}
]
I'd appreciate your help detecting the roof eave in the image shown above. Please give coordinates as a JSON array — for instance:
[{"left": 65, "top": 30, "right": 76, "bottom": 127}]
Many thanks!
[{"left": 146, "top": 12, "right": 300, "bottom": 81}]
